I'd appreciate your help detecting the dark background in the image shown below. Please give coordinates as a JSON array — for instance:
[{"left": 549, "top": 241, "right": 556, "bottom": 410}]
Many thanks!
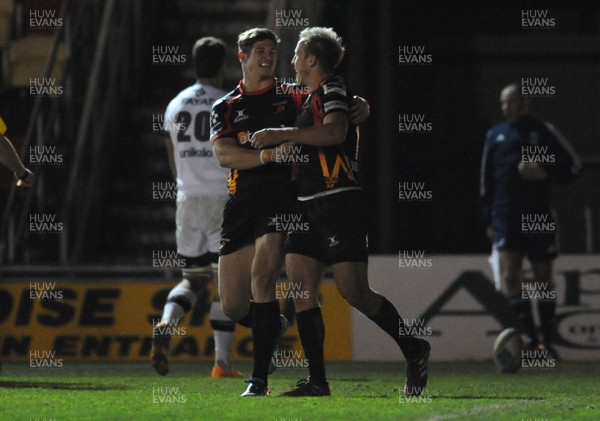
[{"left": 1, "top": 0, "right": 598, "bottom": 266}]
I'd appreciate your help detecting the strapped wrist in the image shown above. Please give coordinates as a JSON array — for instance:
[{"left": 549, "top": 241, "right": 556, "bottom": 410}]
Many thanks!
[{"left": 259, "top": 149, "right": 269, "bottom": 165}]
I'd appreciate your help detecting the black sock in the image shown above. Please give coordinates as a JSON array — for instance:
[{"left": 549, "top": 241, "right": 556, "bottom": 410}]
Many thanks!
[
  {"left": 251, "top": 301, "right": 280, "bottom": 383},
  {"left": 236, "top": 301, "right": 254, "bottom": 328},
  {"left": 508, "top": 295, "right": 539, "bottom": 344},
  {"left": 296, "top": 307, "right": 326, "bottom": 384},
  {"left": 537, "top": 300, "right": 556, "bottom": 346},
  {"left": 369, "top": 297, "right": 421, "bottom": 360}
]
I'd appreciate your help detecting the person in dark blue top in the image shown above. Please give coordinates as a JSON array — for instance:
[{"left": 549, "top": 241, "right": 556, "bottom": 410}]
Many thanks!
[{"left": 481, "top": 82, "right": 581, "bottom": 358}]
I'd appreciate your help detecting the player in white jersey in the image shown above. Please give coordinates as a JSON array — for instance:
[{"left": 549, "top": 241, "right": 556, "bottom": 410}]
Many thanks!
[{"left": 151, "top": 37, "right": 240, "bottom": 378}]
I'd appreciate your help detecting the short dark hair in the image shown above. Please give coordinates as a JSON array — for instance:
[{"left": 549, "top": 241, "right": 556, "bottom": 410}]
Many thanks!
[
  {"left": 299, "top": 27, "right": 345, "bottom": 74},
  {"left": 193, "top": 37, "right": 227, "bottom": 79},
  {"left": 237, "top": 27, "right": 280, "bottom": 55}
]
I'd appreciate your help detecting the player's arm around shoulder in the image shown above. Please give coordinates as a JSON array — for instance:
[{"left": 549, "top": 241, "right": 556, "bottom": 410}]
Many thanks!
[
  {"left": 250, "top": 112, "right": 348, "bottom": 149},
  {"left": 213, "top": 137, "right": 270, "bottom": 170},
  {"left": 350, "top": 95, "right": 370, "bottom": 126}
]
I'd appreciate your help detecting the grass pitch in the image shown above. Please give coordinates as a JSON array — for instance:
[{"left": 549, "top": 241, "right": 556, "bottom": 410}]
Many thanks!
[{"left": 0, "top": 361, "right": 598, "bottom": 420}]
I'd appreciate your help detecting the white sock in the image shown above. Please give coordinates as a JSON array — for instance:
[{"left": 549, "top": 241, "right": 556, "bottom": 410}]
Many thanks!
[
  {"left": 161, "top": 285, "right": 197, "bottom": 325},
  {"left": 210, "top": 301, "right": 235, "bottom": 368},
  {"left": 161, "top": 302, "right": 185, "bottom": 325}
]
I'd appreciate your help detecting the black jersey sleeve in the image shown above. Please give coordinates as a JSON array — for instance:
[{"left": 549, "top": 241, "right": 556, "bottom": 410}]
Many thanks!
[
  {"left": 210, "top": 98, "right": 234, "bottom": 143},
  {"left": 321, "top": 80, "right": 350, "bottom": 118}
]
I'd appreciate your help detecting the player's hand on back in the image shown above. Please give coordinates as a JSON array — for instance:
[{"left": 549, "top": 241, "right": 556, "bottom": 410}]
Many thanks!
[
  {"left": 350, "top": 95, "right": 370, "bottom": 126},
  {"left": 518, "top": 161, "right": 548, "bottom": 181}
]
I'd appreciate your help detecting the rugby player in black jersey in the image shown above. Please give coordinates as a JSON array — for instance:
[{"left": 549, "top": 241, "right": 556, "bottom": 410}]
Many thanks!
[
  {"left": 211, "top": 27, "right": 370, "bottom": 397},
  {"left": 250, "top": 27, "right": 430, "bottom": 397},
  {"left": 211, "top": 28, "right": 298, "bottom": 397}
]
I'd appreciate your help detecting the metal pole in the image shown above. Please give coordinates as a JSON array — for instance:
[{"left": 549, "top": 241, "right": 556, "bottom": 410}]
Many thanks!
[{"left": 60, "top": 0, "right": 116, "bottom": 264}]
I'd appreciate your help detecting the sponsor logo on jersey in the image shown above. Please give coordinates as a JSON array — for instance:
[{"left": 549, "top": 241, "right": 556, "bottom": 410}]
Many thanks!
[
  {"left": 179, "top": 147, "right": 214, "bottom": 158},
  {"left": 237, "top": 131, "right": 250, "bottom": 144},
  {"left": 328, "top": 235, "right": 340, "bottom": 247},
  {"left": 181, "top": 97, "right": 216, "bottom": 106},
  {"left": 233, "top": 109, "right": 249, "bottom": 123}
]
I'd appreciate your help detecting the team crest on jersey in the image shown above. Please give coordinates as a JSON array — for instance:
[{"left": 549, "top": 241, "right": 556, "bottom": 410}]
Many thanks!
[{"left": 234, "top": 109, "right": 249, "bottom": 123}]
